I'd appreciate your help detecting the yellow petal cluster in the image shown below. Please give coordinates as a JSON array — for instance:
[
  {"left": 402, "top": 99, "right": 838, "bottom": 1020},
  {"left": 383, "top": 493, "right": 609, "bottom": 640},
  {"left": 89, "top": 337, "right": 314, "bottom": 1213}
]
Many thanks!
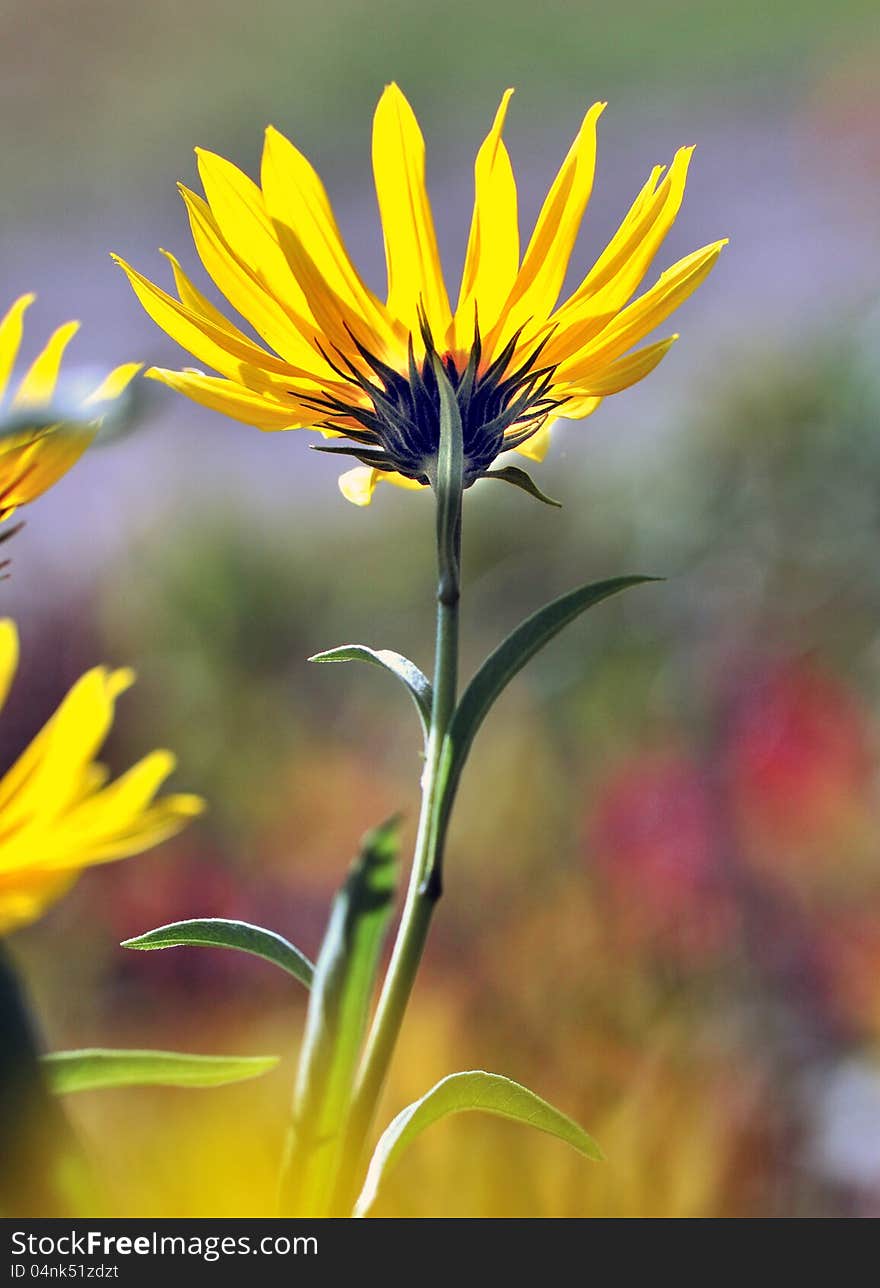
[
  {"left": 0, "top": 620, "right": 204, "bottom": 934},
  {"left": 0, "top": 295, "right": 142, "bottom": 524},
  {"left": 115, "top": 86, "right": 725, "bottom": 504}
]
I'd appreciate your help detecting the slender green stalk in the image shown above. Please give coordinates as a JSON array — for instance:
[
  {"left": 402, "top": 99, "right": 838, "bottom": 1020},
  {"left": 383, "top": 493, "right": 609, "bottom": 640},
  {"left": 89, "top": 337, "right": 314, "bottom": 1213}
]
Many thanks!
[
  {"left": 318, "top": 358, "right": 466, "bottom": 1214},
  {"left": 333, "top": 494, "right": 462, "bottom": 1209}
]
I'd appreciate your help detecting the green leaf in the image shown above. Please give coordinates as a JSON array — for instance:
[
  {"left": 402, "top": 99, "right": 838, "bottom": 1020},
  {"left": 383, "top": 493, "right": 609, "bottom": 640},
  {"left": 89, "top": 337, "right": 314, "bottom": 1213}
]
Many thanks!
[
  {"left": 433, "top": 576, "right": 657, "bottom": 845},
  {"left": 42, "top": 1049, "right": 279, "bottom": 1095},
  {"left": 281, "top": 817, "right": 401, "bottom": 1216},
  {"left": 354, "top": 1070, "right": 602, "bottom": 1216},
  {"left": 309, "top": 645, "right": 433, "bottom": 739},
  {"left": 480, "top": 464, "right": 563, "bottom": 507},
  {"left": 121, "top": 918, "right": 314, "bottom": 989}
]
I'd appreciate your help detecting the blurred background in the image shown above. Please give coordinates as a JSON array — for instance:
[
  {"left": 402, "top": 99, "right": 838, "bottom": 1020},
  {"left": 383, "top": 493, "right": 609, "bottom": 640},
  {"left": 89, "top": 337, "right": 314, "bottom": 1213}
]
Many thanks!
[{"left": 3, "top": 0, "right": 880, "bottom": 1217}]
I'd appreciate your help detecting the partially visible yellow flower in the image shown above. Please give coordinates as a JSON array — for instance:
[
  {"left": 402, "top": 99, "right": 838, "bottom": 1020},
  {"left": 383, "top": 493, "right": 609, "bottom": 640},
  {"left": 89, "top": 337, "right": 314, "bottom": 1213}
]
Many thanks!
[
  {"left": 0, "top": 294, "right": 142, "bottom": 525},
  {"left": 114, "top": 85, "right": 725, "bottom": 505},
  {"left": 0, "top": 620, "right": 204, "bottom": 935}
]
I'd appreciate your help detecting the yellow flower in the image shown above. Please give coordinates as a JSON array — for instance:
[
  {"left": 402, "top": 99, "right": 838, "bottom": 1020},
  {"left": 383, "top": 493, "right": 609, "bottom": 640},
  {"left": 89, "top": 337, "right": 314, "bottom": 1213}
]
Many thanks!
[
  {"left": 0, "top": 294, "right": 142, "bottom": 526},
  {"left": 114, "top": 86, "right": 725, "bottom": 505},
  {"left": 0, "top": 620, "right": 204, "bottom": 935}
]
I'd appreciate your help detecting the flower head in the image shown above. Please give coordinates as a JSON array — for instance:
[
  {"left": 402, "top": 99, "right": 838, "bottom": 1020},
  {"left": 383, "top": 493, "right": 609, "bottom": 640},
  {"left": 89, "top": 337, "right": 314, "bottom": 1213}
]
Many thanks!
[
  {"left": 115, "top": 86, "right": 725, "bottom": 505},
  {"left": 0, "top": 294, "right": 141, "bottom": 531},
  {"left": 0, "top": 620, "right": 204, "bottom": 935}
]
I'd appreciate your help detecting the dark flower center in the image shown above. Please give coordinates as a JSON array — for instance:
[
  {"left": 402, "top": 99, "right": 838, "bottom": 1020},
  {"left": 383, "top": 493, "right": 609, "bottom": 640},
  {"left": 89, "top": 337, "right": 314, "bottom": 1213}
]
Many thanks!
[{"left": 302, "top": 313, "right": 565, "bottom": 486}]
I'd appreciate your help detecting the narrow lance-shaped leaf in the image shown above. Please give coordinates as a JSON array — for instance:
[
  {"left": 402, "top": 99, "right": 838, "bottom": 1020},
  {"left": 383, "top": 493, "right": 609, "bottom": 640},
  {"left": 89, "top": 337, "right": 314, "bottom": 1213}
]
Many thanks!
[
  {"left": 43, "top": 1049, "right": 279, "bottom": 1094},
  {"left": 432, "top": 576, "right": 657, "bottom": 848},
  {"left": 121, "top": 918, "right": 314, "bottom": 989},
  {"left": 281, "top": 817, "right": 401, "bottom": 1217},
  {"left": 431, "top": 352, "right": 464, "bottom": 596},
  {"left": 354, "top": 1070, "right": 602, "bottom": 1216},
  {"left": 479, "top": 464, "right": 563, "bottom": 508},
  {"left": 309, "top": 646, "right": 433, "bottom": 740}
]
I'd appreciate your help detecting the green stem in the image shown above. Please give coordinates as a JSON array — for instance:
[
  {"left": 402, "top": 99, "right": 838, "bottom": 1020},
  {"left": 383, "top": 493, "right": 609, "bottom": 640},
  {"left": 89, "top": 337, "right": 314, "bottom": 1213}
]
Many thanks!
[{"left": 335, "top": 498, "right": 462, "bottom": 1207}]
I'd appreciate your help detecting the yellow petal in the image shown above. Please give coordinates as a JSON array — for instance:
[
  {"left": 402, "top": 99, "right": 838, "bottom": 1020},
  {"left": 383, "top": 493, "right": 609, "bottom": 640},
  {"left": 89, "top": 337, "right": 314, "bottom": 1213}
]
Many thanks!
[
  {"left": 454, "top": 89, "right": 519, "bottom": 346},
  {"left": 561, "top": 240, "right": 726, "bottom": 374},
  {"left": 112, "top": 254, "right": 294, "bottom": 380},
  {"left": 0, "top": 653, "right": 202, "bottom": 931},
  {"left": 195, "top": 147, "right": 315, "bottom": 323},
  {"left": 372, "top": 83, "right": 451, "bottom": 339},
  {"left": 0, "top": 426, "right": 96, "bottom": 513},
  {"left": 338, "top": 466, "right": 379, "bottom": 506},
  {"left": 497, "top": 102, "right": 605, "bottom": 335},
  {"left": 64, "top": 792, "right": 204, "bottom": 867},
  {"left": 261, "top": 125, "right": 398, "bottom": 355},
  {"left": 563, "top": 334, "right": 678, "bottom": 396},
  {"left": 83, "top": 361, "right": 143, "bottom": 407},
  {"left": 337, "top": 465, "right": 424, "bottom": 506},
  {"left": 160, "top": 247, "right": 250, "bottom": 337},
  {"left": 0, "top": 666, "right": 120, "bottom": 833},
  {"left": 574, "top": 148, "right": 693, "bottom": 306},
  {"left": 510, "top": 421, "right": 553, "bottom": 463},
  {"left": 11, "top": 320, "right": 80, "bottom": 409},
  {"left": 146, "top": 367, "right": 314, "bottom": 431},
  {"left": 560, "top": 394, "right": 603, "bottom": 421},
  {"left": 177, "top": 185, "right": 326, "bottom": 372},
  {"left": 0, "top": 619, "right": 19, "bottom": 712},
  {"left": 0, "top": 295, "right": 35, "bottom": 406},
  {"left": 0, "top": 868, "right": 79, "bottom": 936},
  {"left": 45, "top": 748, "right": 185, "bottom": 864},
  {"left": 547, "top": 148, "right": 695, "bottom": 362}
]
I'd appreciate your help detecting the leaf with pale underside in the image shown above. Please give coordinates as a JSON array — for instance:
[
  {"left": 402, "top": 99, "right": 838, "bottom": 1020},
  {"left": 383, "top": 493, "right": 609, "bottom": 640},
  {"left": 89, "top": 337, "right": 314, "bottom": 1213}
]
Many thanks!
[
  {"left": 355, "top": 1070, "right": 602, "bottom": 1216},
  {"left": 43, "top": 1049, "right": 279, "bottom": 1094},
  {"left": 121, "top": 918, "right": 314, "bottom": 989},
  {"left": 309, "top": 645, "right": 432, "bottom": 738}
]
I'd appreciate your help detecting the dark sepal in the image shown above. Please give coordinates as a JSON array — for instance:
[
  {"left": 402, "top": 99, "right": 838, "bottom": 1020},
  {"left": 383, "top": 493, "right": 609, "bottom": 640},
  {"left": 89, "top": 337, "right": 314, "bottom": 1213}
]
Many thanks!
[
  {"left": 0, "top": 521, "right": 25, "bottom": 578},
  {"left": 309, "top": 444, "right": 400, "bottom": 472}
]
